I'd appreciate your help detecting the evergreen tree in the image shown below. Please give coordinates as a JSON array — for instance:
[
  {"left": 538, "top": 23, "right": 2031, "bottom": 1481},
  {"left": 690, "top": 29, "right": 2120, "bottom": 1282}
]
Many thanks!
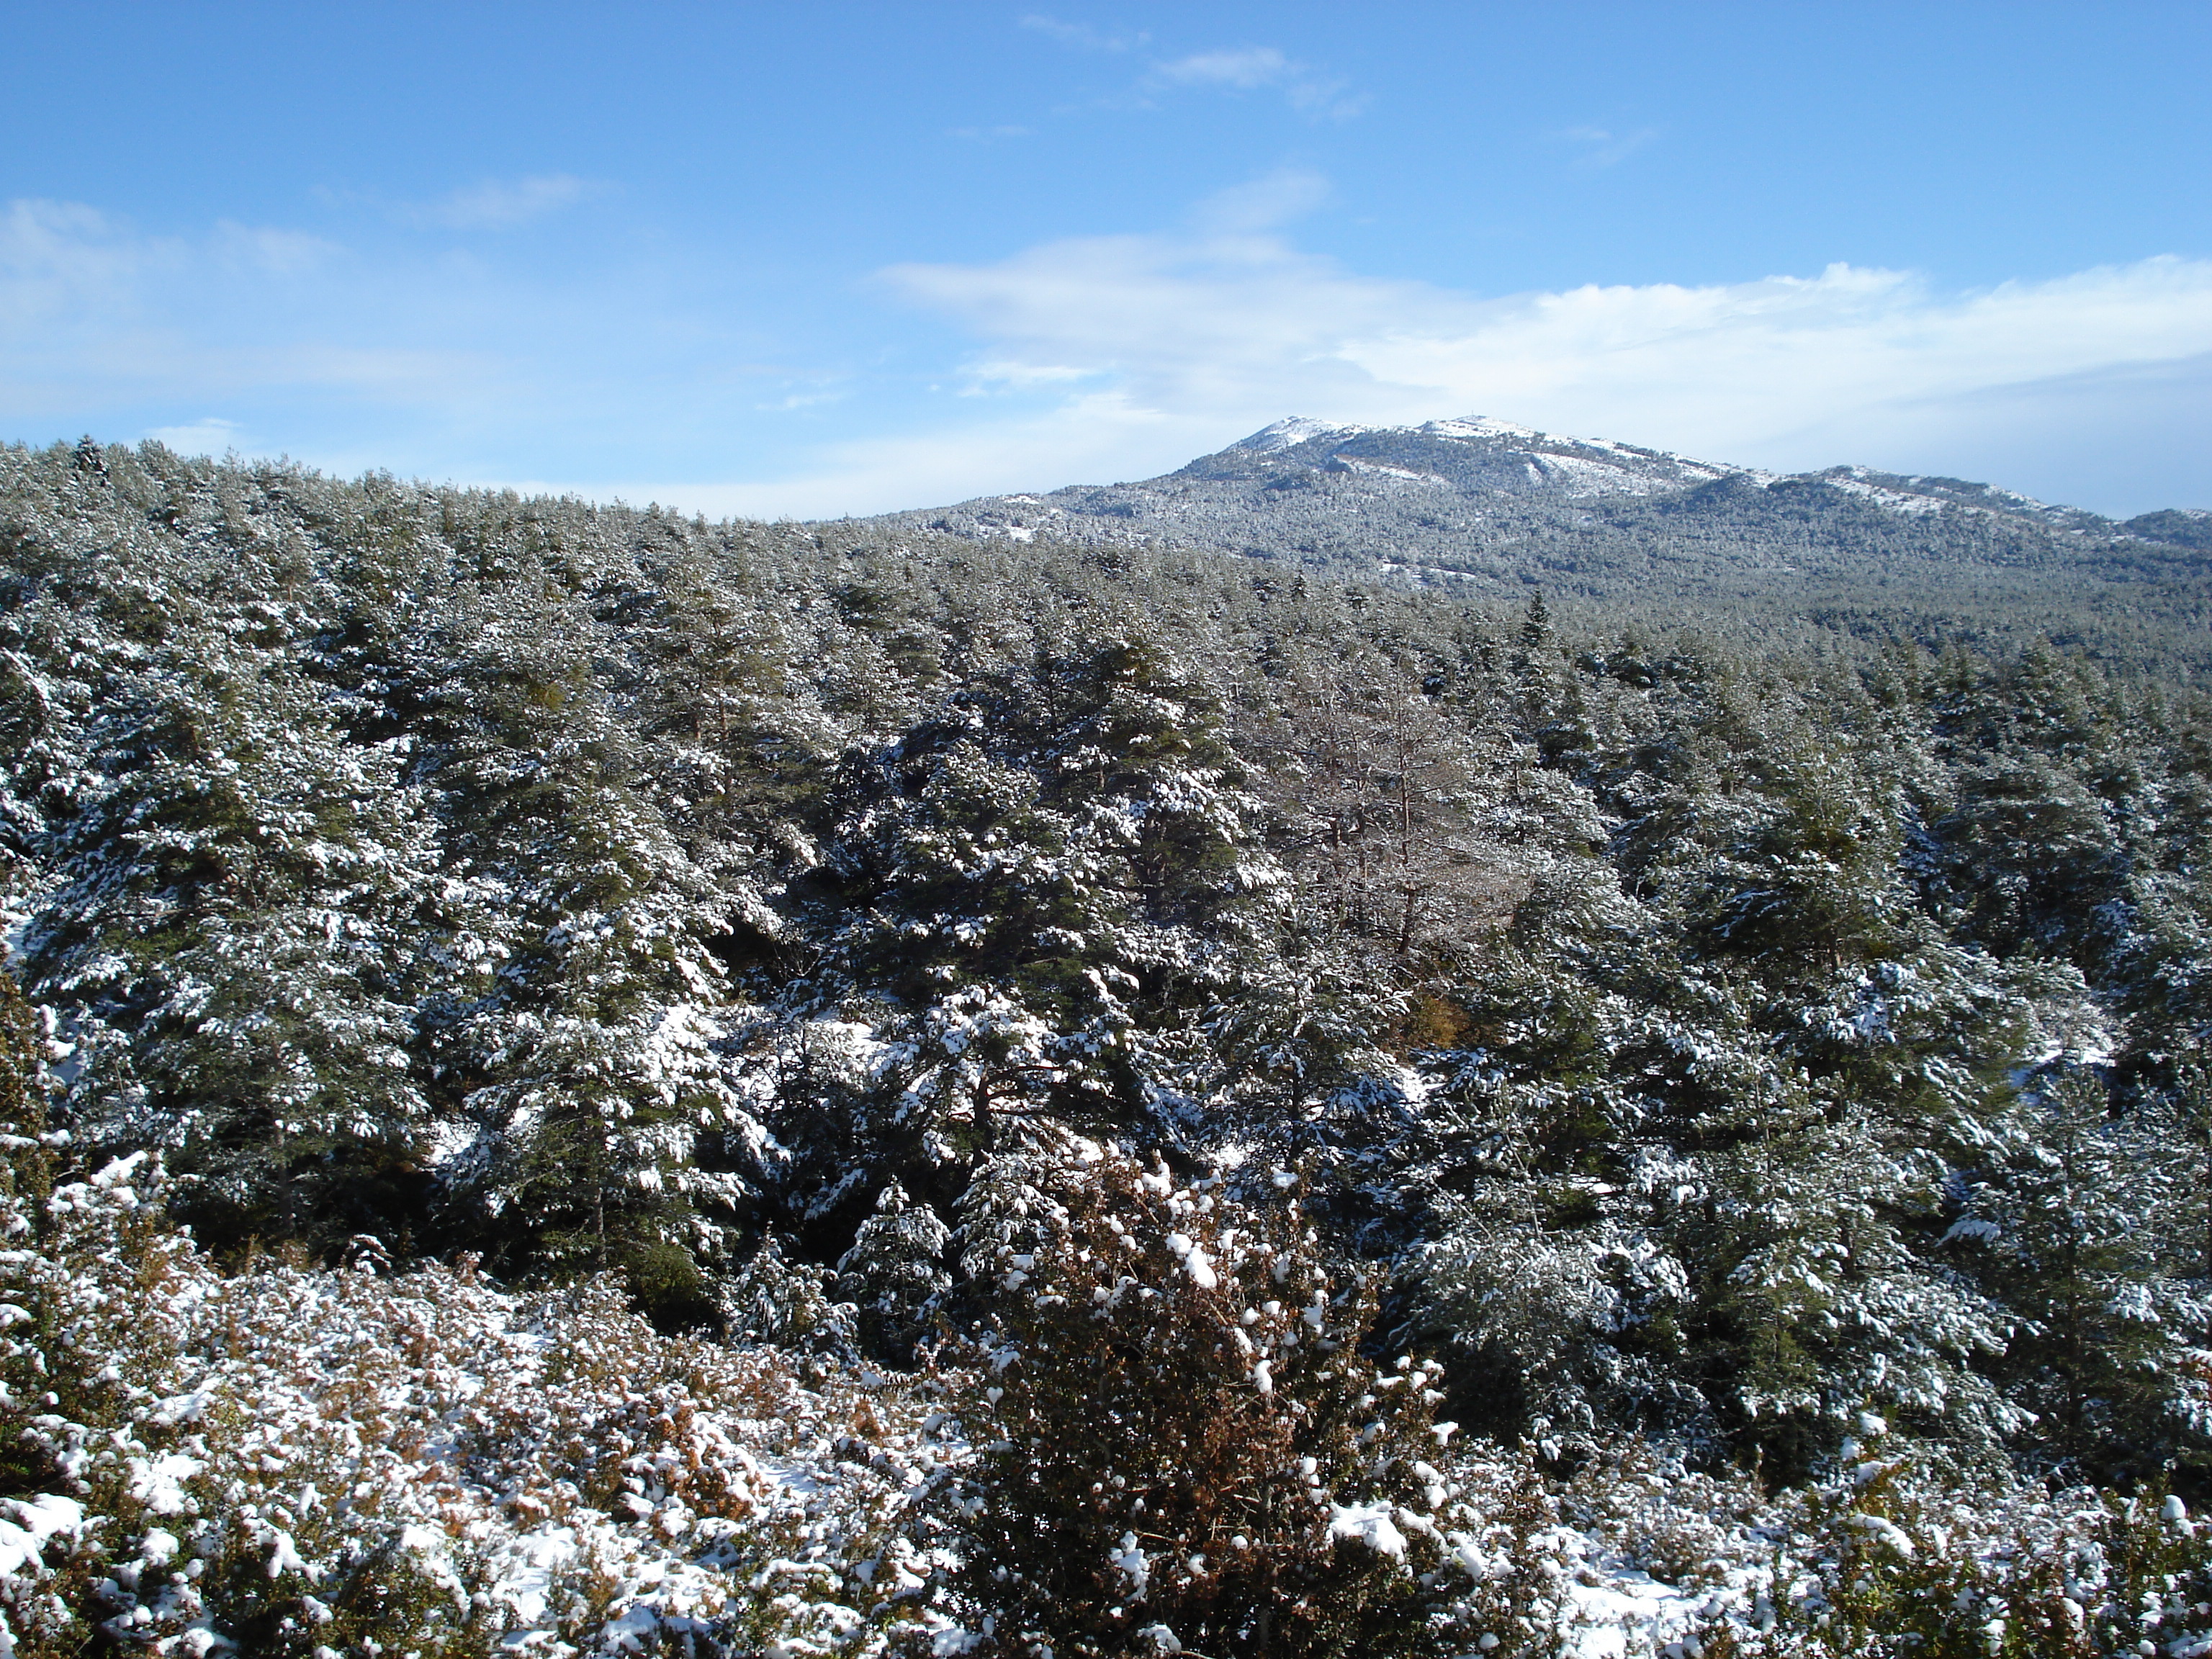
[
  {"left": 17, "top": 629, "right": 436, "bottom": 1245},
  {"left": 1960, "top": 1066, "right": 2212, "bottom": 1482},
  {"left": 835, "top": 1179, "right": 952, "bottom": 1363}
]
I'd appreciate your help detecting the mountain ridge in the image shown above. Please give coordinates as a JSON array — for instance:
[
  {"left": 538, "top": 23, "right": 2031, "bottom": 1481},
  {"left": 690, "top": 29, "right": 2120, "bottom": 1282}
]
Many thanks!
[
  {"left": 868, "top": 412, "right": 2198, "bottom": 552},
  {"left": 1213, "top": 414, "right": 2182, "bottom": 534},
  {"left": 851, "top": 414, "right": 2212, "bottom": 650}
]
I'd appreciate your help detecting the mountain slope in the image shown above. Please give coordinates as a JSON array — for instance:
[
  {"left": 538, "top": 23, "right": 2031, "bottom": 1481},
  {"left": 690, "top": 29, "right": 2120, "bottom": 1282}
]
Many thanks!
[{"left": 859, "top": 416, "right": 2212, "bottom": 650}]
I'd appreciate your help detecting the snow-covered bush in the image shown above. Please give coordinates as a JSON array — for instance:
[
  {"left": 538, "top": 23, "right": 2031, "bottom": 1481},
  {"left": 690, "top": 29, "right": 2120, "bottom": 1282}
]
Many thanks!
[
  {"left": 1545, "top": 1417, "right": 2212, "bottom": 1658},
  {"left": 927, "top": 1144, "right": 1573, "bottom": 1659},
  {"left": 1742, "top": 1419, "right": 2212, "bottom": 1658},
  {"left": 0, "top": 1123, "right": 945, "bottom": 1656},
  {"left": 1558, "top": 1438, "right": 1771, "bottom": 1593}
]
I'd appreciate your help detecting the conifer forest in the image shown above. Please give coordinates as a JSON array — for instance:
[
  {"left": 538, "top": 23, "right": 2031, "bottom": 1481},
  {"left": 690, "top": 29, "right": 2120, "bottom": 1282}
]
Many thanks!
[{"left": 4, "top": 433, "right": 2212, "bottom": 1657}]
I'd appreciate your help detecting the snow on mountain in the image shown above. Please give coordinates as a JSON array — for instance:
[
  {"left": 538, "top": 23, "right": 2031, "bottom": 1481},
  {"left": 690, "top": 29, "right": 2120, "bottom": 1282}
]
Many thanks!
[
  {"left": 1232, "top": 415, "right": 1372, "bottom": 453},
  {"left": 1180, "top": 413, "right": 1745, "bottom": 498},
  {"left": 857, "top": 413, "right": 2203, "bottom": 605}
]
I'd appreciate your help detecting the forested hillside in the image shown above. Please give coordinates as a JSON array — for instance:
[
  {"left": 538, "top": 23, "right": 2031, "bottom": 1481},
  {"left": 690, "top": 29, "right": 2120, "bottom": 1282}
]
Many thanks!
[
  {"left": 869, "top": 417, "right": 2212, "bottom": 672},
  {"left": 4, "top": 436, "right": 2211, "bottom": 1656}
]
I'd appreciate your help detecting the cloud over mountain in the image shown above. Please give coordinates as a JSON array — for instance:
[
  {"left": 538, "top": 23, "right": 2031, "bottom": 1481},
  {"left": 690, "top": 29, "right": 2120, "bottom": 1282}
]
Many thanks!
[{"left": 880, "top": 193, "right": 2212, "bottom": 514}]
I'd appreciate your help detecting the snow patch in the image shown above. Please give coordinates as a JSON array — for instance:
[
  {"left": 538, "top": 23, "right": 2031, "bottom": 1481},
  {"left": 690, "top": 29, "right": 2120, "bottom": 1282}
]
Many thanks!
[
  {"left": 0, "top": 1494, "right": 83, "bottom": 1578},
  {"left": 1233, "top": 417, "right": 1371, "bottom": 454},
  {"left": 1328, "top": 1502, "right": 1408, "bottom": 1559}
]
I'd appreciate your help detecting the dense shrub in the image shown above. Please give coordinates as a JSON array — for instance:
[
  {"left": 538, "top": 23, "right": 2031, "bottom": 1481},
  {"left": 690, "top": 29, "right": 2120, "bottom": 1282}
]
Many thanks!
[
  {"left": 0, "top": 1118, "right": 938, "bottom": 1655},
  {"left": 930, "top": 1144, "right": 1569, "bottom": 1658}
]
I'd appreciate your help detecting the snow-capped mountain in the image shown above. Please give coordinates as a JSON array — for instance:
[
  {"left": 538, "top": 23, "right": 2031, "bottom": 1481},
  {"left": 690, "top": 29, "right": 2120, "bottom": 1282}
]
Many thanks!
[
  {"left": 1186, "top": 415, "right": 1745, "bottom": 497},
  {"left": 860, "top": 415, "right": 2205, "bottom": 604}
]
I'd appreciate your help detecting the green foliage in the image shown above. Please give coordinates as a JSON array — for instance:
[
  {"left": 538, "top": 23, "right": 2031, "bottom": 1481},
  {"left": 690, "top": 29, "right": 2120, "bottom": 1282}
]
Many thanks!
[
  {"left": 5, "top": 436, "right": 2212, "bottom": 1514},
  {"left": 1754, "top": 1424, "right": 2212, "bottom": 1658}
]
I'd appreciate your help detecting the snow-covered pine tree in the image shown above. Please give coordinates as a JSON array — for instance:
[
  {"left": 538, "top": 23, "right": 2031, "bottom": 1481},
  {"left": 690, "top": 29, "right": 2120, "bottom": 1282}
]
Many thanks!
[
  {"left": 1959, "top": 1064, "right": 2212, "bottom": 1482},
  {"left": 16, "top": 610, "right": 437, "bottom": 1246},
  {"left": 835, "top": 1179, "right": 952, "bottom": 1362},
  {"left": 415, "top": 575, "right": 760, "bottom": 1318}
]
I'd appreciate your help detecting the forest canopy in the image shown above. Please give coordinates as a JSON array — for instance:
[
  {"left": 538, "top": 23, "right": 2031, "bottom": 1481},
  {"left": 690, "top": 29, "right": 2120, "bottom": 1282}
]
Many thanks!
[{"left": 2, "top": 436, "right": 2210, "bottom": 1657}]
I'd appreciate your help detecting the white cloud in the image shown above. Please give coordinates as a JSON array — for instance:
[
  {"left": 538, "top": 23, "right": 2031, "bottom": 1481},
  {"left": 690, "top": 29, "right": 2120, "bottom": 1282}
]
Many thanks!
[
  {"left": 505, "top": 390, "right": 1200, "bottom": 521},
  {"left": 1560, "top": 125, "right": 1661, "bottom": 168},
  {"left": 1020, "top": 14, "right": 1146, "bottom": 52},
  {"left": 755, "top": 388, "right": 848, "bottom": 411},
  {"left": 212, "top": 221, "right": 341, "bottom": 274},
  {"left": 1145, "top": 45, "right": 1364, "bottom": 120},
  {"left": 963, "top": 359, "right": 1100, "bottom": 391},
  {"left": 0, "top": 199, "right": 172, "bottom": 331},
  {"left": 144, "top": 416, "right": 248, "bottom": 455},
  {"left": 1344, "top": 259, "right": 2212, "bottom": 469},
  {"left": 0, "top": 195, "right": 524, "bottom": 435},
  {"left": 1187, "top": 168, "right": 1331, "bottom": 235},
  {"left": 412, "top": 175, "right": 595, "bottom": 231},
  {"left": 873, "top": 199, "right": 2212, "bottom": 513},
  {"left": 876, "top": 212, "right": 1439, "bottom": 433},
  {"left": 1154, "top": 47, "right": 1292, "bottom": 89}
]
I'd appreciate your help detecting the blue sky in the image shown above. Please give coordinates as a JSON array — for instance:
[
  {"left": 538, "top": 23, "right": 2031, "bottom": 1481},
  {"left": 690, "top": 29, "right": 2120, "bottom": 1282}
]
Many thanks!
[{"left": 4, "top": 1, "right": 2209, "bottom": 517}]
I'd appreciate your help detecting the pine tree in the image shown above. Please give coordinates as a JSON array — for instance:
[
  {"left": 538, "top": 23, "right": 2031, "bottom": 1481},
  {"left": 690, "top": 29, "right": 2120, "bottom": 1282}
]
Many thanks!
[
  {"left": 17, "top": 627, "right": 437, "bottom": 1246},
  {"left": 1959, "top": 1066, "right": 2208, "bottom": 1481},
  {"left": 415, "top": 576, "right": 760, "bottom": 1313},
  {"left": 835, "top": 1179, "right": 952, "bottom": 1363}
]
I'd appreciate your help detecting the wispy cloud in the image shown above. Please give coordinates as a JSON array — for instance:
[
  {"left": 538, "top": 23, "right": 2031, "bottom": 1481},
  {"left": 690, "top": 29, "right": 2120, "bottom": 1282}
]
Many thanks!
[
  {"left": 755, "top": 387, "right": 848, "bottom": 412},
  {"left": 1560, "top": 125, "right": 1662, "bottom": 168},
  {"left": 866, "top": 188, "right": 2212, "bottom": 514},
  {"left": 408, "top": 174, "right": 598, "bottom": 231},
  {"left": 0, "top": 192, "right": 927, "bottom": 511},
  {"left": 212, "top": 222, "right": 341, "bottom": 274},
  {"left": 960, "top": 359, "right": 1100, "bottom": 395},
  {"left": 1147, "top": 46, "right": 1364, "bottom": 120},
  {"left": 1019, "top": 14, "right": 1147, "bottom": 52},
  {"left": 12, "top": 185, "right": 2212, "bottom": 523},
  {"left": 1, "top": 194, "right": 563, "bottom": 463},
  {"left": 1186, "top": 169, "right": 1331, "bottom": 235},
  {"left": 524, "top": 394, "right": 1187, "bottom": 523},
  {"left": 144, "top": 415, "right": 248, "bottom": 454},
  {"left": 1152, "top": 47, "right": 1293, "bottom": 90}
]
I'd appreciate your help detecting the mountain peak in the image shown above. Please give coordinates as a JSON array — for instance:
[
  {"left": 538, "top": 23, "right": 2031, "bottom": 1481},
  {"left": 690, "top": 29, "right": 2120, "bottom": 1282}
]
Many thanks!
[
  {"left": 857, "top": 413, "right": 2204, "bottom": 607},
  {"left": 1233, "top": 413, "right": 1593, "bottom": 454},
  {"left": 1230, "top": 416, "right": 1372, "bottom": 454},
  {"left": 1179, "top": 413, "right": 1743, "bottom": 498}
]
